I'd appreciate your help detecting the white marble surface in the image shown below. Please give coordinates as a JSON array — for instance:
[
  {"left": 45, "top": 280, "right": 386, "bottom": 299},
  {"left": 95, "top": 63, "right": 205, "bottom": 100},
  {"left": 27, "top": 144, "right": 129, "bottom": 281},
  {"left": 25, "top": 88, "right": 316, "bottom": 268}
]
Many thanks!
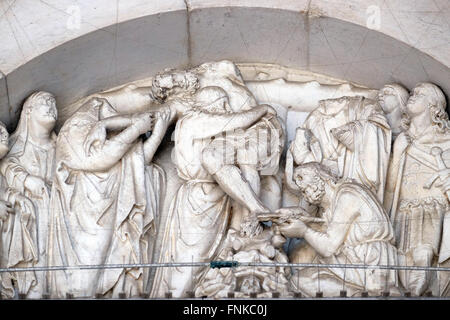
[
  {"left": 189, "top": 7, "right": 308, "bottom": 67},
  {"left": 0, "top": 60, "right": 448, "bottom": 298},
  {"left": 0, "top": 0, "right": 187, "bottom": 75},
  {"left": 311, "top": 0, "right": 450, "bottom": 65},
  {"left": 1, "top": 0, "right": 448, "bottom": 74},
  {"left": 6, "top": 10, "right": 189, "bottom": 128},
  {"left": 186, "top": 0, "right": 450, "bottom": 66},
  {"left": 0, "top": 0, "right": 449, "bottom": 131}
]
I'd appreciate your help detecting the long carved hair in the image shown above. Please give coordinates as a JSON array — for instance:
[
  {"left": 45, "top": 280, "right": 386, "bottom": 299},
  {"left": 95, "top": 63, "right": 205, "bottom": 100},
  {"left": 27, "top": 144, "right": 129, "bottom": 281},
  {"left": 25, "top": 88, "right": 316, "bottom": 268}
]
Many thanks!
[
  {"left": 401, "top": 83, "right": 449, "bottom": 134},
  {"left": 294, "top": 162, "right": 339, "bottom": 185}
]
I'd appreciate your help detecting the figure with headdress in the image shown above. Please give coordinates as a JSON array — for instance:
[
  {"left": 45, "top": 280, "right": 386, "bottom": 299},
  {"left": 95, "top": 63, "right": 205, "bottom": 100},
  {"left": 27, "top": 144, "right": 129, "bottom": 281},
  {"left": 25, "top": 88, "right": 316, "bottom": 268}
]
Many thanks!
[
  {"left": 0, "top": 91, "right": 57, "bottom": 298},
  {"left": 46, "top": 86, "right": 168, "bottom": 298}
]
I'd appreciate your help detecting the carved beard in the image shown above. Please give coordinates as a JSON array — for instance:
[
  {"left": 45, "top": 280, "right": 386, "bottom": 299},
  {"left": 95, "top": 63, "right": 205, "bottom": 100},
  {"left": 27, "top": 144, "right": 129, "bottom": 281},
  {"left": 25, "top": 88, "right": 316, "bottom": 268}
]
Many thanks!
[{"left": 302, "top": 180, "right": 325, "bottom": 205}]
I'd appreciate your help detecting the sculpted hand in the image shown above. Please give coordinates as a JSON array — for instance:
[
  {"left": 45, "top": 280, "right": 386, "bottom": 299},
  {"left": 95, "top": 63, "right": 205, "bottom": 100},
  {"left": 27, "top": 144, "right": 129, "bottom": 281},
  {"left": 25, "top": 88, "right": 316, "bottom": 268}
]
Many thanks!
[
  {"left": 15, "top": 195, "right": 34, "bottom": 222},
  {"left": 277, "top": 218, "right": 308, "bottom": 238},
  {"left": 0, "top": 200, "right": 14, "bottom": 221},
  {"left": 25, "top": 175, "right": 50, "bottom": 199},
  {"left": 153, "top": 108, "right": 173, "bottom": 135},
  {"left": 84, "top": 122, "right": 107, "bottom": 155},
  {"left": 331, "top": 122, "right": 357, "bottom": 150},
  {"left": 132, "top": 112, "right": 155, "bottom": 134}
]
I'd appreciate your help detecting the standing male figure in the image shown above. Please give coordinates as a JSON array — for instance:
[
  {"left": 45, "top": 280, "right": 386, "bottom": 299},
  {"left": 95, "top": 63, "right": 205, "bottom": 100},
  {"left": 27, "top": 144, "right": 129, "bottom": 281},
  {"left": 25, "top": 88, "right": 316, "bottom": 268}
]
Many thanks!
[
  {"left": 385, "top": 83, "right": 450, "bottom": 296},
  {"left": 151, "top": 85, "right": 277, "bottom": 298}
]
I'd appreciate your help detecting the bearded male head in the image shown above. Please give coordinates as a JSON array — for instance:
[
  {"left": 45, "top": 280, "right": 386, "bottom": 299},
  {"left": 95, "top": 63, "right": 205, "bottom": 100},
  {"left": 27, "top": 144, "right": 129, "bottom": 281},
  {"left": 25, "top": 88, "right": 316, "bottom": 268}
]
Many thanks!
[{"left": 293, "top": 162, "right": 338, "bottom": 205}]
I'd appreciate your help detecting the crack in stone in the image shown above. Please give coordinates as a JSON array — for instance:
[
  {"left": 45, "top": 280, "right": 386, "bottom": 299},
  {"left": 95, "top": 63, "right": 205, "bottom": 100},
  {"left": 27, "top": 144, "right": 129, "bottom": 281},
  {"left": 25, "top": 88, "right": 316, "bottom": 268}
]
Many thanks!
[
  {"left": 184, "top": 0, "right": 192, "bottom": 68},
  {"left": 1, "top": 71, "right": 12, "bottom": 131}
]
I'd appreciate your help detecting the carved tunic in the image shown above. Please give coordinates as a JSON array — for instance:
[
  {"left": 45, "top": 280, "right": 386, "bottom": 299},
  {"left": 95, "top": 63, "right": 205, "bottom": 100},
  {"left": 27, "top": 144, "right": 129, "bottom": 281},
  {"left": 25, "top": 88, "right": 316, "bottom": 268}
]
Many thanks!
[
  {"left": 294, "top": 182, "right": 397, "bottom": 296},
  {"left": 387, "top": 129, "right": 450, "bottom": 258},
  {"left": 301, "top": 97, "right": 391, "bottom": 202}
]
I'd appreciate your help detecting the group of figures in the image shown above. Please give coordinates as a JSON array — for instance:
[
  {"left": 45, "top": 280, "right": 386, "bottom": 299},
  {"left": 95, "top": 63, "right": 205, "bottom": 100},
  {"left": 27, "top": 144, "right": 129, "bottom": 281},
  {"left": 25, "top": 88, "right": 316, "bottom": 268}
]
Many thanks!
[{"left": 0, "top": 60, "right": 448, "bottom": 298}]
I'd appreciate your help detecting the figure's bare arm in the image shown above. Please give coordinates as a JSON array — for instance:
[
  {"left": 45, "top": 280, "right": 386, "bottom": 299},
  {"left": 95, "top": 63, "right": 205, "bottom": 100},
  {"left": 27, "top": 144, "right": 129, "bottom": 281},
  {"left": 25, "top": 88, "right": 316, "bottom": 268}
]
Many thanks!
[
  {"left": 188, "top": 105, "right": 273, "bottom": 139},
  {"left": 97, "top": 115, "right": 134, "bottom": 130},
  {"left": 143, "top": 108, "right": 174, "bottom": 163},
  {"left": 78, "top": 114, "right": 154, "bottom": 172},
  {"left": 83, "top": 111, "right": 155, "bottom": 154},
  {"left": 94, "top": 84, "right": 155, "bottom": 114}
]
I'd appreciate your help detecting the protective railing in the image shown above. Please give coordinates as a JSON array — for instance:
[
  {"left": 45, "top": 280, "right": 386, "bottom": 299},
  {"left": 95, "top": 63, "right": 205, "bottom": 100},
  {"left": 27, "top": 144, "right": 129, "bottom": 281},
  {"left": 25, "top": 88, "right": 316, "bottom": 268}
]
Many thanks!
[{"left": 1, "top": 262, "right": 450, "bottom": 299}]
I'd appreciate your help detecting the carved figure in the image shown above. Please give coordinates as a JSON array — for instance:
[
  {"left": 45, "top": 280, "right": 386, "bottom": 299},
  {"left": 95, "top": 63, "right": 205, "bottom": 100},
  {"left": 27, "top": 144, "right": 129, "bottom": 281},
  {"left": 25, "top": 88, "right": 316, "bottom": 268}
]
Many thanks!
[
  {"left": 0, "top": 92, "right": 57, "bottom": 298},
  {"left": 285, "top": 96, "right": 391, "bottom": 202},
  {"left": 47, "top": 93, "right": 167, "bottom": 298},
  {"left": 150, "top": 84, "right": 276, "bottom": 298},
  {"left": 0, "top": 122, "right": 16, "bottom": 298},
  {"left": 384, "top": 83, "right": 450, "bottom": 296},
  {"left": 275, "top": 162, "right": 398, "bottom": 297},
  {"left": 377, "top": 84, "right": 409, "bottom": 140}
]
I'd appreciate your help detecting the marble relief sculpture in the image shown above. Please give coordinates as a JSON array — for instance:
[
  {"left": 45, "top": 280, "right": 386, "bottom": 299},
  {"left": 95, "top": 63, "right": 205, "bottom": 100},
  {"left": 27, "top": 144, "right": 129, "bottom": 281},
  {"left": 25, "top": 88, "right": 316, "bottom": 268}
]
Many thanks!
[
  {"left": 384, "top": 83, "right": 450, "bottom": 296},
  {"left": 0, "top": 121, "right": 17, "bottom": 298},
  {"left": 150, "top": 63, "right": 287, "bottom": 298},
  {"left": 285, "top": 95, "right": 392, "bottom": 202},
  {"left": 0, "top": 92, "right": 57, "bottom": 298},
  {"left": 269, "top": 162, "right": 398, "bottom": 297},
  {"left": 47, "top": 92, "right": 167, "bottom": 298},
  {"left": 0, "top": 60, "right": 448, "bottom": 298}
]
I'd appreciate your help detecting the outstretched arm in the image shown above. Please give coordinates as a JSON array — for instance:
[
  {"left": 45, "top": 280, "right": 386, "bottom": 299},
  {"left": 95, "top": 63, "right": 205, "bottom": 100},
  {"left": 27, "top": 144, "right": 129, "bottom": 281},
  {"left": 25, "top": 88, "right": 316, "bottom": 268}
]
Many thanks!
[
  {"left": 187, "top": 105, "right": 275, "bottom": 139},
  {"left": 74, "top": 113, "right": 154, "bottom": 172},
  {"left": 83, "top": 112, "right": 155, "bottom": 155},
  {"left": 277, "top": 193, "right": 359, "bottom": 257},
  {"left": 94, "top": 84, "right": 155, "bottom": 114},
  {"left": 143, "top": 108, "right": 174, "bottom": 163}
]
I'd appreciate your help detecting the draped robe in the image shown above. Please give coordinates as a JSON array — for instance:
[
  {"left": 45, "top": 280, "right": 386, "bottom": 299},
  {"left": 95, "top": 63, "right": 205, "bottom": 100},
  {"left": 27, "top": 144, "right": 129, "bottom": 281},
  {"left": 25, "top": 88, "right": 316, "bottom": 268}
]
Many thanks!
[
  {"left": 293, "top": 182, "right": 398, "bottom": 297},
  {"left": 0, "top": 130, "right": 56, "bottom": 298},
  {"left": 384, "top": 128, "right": 450, "bottom": 294},
  {"left": 47, "top": 100, "right": 164, "bottom": 298},
  {"left": 150, "top": 110, "right": 231, "bottom": 298},
  {"left": 297, "top": 96, "right": 391, "bottom": 202}
]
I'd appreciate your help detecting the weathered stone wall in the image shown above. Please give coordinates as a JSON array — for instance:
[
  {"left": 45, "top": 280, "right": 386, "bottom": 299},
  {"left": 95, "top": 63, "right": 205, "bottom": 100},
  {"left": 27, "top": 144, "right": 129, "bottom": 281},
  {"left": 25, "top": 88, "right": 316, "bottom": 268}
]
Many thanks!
[{"left": 0, "top": 0, "right": 448, "bottom": 130}]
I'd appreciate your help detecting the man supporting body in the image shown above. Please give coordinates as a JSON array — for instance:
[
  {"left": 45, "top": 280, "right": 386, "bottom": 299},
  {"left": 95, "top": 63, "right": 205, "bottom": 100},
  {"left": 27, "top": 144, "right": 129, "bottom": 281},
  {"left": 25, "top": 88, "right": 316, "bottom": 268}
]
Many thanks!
[{"left": 150, "top": 86, "right": 277, "bottom": 297}]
